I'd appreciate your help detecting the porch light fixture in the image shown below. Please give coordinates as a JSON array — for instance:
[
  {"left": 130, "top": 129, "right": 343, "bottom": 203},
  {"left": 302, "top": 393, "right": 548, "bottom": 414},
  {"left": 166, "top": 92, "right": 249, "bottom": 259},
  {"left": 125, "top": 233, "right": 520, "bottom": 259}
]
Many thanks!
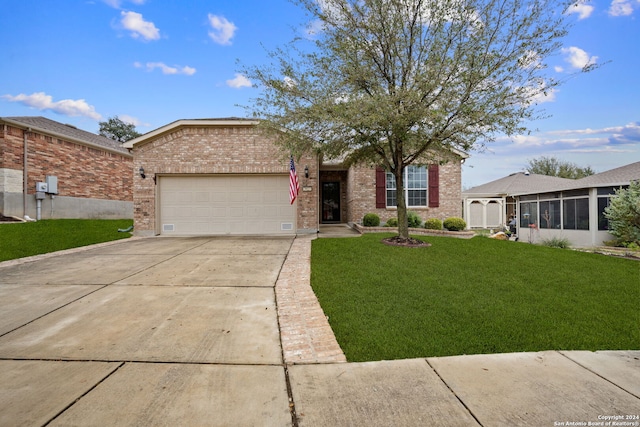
[
  {"left": 304, "top": 165, "right": 309, "bottom": 178},
  {"left": 139, "top": 167, "right": 146, "bottom": 179}
]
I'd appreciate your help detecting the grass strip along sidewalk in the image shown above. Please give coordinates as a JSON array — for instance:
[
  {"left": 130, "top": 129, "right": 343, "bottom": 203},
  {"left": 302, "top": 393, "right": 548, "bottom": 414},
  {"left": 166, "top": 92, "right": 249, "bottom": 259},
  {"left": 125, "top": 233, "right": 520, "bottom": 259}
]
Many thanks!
[
  {"left": 311, "top": 233, "right": 639, "bottom": 362},
  {"left": 0, "top": 219, "right": 133, "bottom": 262}
]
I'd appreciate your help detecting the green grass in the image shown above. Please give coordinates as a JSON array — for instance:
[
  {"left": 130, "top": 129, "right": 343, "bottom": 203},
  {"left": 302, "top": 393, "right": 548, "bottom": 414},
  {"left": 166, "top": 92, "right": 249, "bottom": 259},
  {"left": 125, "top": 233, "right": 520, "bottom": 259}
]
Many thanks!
[
  {"left": 311, "top": 233, "right": 640, "bottom": 361},
  {"left": 0, "top": 219, "right": 133, "bottom": 262}
]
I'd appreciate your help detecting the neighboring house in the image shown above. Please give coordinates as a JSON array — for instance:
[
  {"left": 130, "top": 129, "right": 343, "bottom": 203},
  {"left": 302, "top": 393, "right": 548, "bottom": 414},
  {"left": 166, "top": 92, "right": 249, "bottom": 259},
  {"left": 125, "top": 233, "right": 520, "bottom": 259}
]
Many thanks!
[
  {"left": 463, "top": 161, "right": 640, "bottom": 247},
  {"left": 0, "top": 116, "right": 133, "bottom": 220},
  {"left": 123, "top": 118, "right": 467, "bottom": 236},
  {"left": 462, "top": 172, "right": 573, "bottom": 229}
]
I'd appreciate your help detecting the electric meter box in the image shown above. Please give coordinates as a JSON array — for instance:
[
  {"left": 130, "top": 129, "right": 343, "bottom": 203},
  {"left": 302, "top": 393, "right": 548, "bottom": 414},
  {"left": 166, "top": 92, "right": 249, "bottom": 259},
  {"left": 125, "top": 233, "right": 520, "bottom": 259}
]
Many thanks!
[
  {"left": 46, "top": 175, "right": 58, "bottom": 194},
  {"left": 36, "top": 182, "right": 48, "bottom": 192}
]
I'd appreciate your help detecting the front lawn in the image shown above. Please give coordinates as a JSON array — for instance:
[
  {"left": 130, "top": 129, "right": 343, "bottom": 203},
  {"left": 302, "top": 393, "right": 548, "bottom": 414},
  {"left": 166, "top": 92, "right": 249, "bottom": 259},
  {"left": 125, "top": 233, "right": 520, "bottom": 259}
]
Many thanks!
[
  {"left": 311, "top": 234, "right": 639, "bottom": 362},
  {"left": 0, "top": 219, "right": 133, "bottom": 262}
]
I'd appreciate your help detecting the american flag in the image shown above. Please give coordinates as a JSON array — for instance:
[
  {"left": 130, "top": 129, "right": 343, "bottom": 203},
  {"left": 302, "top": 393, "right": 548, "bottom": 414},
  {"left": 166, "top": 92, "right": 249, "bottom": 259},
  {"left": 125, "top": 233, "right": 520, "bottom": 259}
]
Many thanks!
[{"left": 289, "top": 156, "right": 299, "bottom": 204}]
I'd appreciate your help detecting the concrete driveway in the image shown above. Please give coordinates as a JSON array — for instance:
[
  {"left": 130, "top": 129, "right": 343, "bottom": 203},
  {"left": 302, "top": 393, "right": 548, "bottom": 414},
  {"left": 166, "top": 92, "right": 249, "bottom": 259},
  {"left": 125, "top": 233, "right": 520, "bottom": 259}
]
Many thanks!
[{"left": 0, "top": 236, "right": 293, "bottom": 426}]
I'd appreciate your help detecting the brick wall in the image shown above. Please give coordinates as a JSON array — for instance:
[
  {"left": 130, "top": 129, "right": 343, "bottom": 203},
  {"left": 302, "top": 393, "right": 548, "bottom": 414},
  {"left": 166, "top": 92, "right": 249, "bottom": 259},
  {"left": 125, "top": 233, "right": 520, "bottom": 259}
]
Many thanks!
[
  {"left": 132, "top": 124, "right": 319, "bottom": 234},
  {"left": 1, "top": 125, "right": 132, "bottom": 201},
  {"left": 346, "top": 158, "right": 464, "bottom": 225}
]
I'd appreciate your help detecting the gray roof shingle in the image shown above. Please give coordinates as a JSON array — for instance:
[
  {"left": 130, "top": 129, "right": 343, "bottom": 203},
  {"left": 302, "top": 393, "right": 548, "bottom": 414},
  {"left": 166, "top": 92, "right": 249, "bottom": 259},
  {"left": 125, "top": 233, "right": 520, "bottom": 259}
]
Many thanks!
[
  {"left": 463, "top": 172, "right": 574, "bottom": 196},
  {"left": 464, "top": 161, "right": 640, "bottom": 197},
  {"left": 563, "top": 161, "right": 640, "bottom": 189},
  {"left": 1, "top": 116, "right": 130, "bottom": 155}
]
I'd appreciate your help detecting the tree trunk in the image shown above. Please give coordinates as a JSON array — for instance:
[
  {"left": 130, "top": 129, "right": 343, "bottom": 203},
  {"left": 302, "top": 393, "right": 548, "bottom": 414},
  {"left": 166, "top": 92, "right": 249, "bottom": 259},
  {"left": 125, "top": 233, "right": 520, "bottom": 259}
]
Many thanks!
[{"left": 395, "top": 166, "right": 409, "bottom": 240}]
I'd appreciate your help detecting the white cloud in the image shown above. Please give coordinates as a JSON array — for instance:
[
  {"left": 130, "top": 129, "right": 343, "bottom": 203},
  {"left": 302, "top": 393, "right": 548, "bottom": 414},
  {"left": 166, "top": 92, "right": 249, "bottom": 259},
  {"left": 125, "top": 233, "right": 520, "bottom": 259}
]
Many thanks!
[
  {"left": 520, "top": 79, "right": 557, "bottom": 105},
  {"left": 463, "top": 122, "right": 640, "bottom": 187},
  {"left": 207, "top": 14, "right": 237, "bottom": 45},
  {"left": 566, "top": 2, "right": 594, "bottom": 19},
  {"left": 608, "top": 0, "right": 639, "bottom": 16},
  {"left": 118, "top": 114, "right": 151, "bottom": 128},
  {"left": 135, "top": 61, "right": 196, "bottom": 75},
  {"left": 2, "top": 92, "right": 102, "bottom": 120},
  {"left": 305, "top": 19, "right": 325, "bottom": 37},
  {"left": 226, "top": 74, "right": 252, "bottom": 88},
  {"left": 518, "top": 50, "right": 543, "bottom": 69},
  {"left": 561, "top": 46, "right": 598, "bottom": 70},
  {"left": 511, "top": 134, "right": 544, "bottom": 146},
  {"left": 532, "top": 87, "right": 557, "bottom": 104},
  {"left": 548, "top": 122, "right": 640, "bottom": 145},
  {"left": 102, "top": 0, "right": 146, "bottom": 8},
  {"left": 284, "top": 76, "right": 297, "bottom": 88},
  {"left": 120, "top": 11, "right": 160, "bottom": 41}
]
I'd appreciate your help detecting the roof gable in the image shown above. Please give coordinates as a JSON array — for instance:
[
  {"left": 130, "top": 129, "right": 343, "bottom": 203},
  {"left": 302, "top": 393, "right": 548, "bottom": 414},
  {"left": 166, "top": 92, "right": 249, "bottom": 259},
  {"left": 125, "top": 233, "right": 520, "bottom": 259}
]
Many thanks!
[{"left": 123, "top": 118, "right": 259, "bottom": 149}]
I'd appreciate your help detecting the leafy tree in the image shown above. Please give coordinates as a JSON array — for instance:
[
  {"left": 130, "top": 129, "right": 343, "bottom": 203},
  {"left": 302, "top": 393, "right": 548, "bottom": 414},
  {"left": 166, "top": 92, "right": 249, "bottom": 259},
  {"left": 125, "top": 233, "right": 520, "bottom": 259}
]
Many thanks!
[
  {"left": 604, "top": 181, "right": 640, "bottom": 248},
  {"left": 98, "top": 116, "right": 141, "bottom": 143},
  {"left": 526, "top": 156, "right": 595, "bottom": 179},
  {"left": 243, "top": 0, "right": 596, "bottom": 240}
]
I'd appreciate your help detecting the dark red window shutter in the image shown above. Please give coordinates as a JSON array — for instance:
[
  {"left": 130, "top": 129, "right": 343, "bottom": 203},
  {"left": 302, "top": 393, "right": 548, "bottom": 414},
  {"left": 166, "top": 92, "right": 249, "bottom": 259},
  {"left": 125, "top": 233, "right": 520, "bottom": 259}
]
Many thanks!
[
  {"left": 375, "top": 167, "right": 386, "bottom": 208},
  {"left": 428, "top": 164, "right": 440, "bottom": 207}
]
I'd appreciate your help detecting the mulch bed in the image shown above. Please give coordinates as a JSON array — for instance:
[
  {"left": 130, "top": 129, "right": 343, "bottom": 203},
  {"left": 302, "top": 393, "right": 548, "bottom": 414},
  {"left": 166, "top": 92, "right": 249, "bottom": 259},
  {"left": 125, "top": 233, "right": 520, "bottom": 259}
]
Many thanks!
[{"left": 382, "top": 236, "right": 431, "bottom": 248}]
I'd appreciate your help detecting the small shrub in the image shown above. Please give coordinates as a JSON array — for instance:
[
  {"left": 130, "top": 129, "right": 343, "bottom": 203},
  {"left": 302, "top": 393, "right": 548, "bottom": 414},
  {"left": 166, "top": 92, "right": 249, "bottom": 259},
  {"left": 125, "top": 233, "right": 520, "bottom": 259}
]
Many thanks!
[
  {"left": 424, "top": 218, "right": 443, "bottom": 230},
  {"left": 407, "top": 211, "right": 422, "bottom": 228},
  {"left": 363, "top": 213, "right": 381, "bottom": 227},
  {"left": 541, "top": 236, "right": 571, "bottom": 249},
  {"left": 443, "top": 217, "right": 466, "bottom": 231},
  {"left": 386, "top": 217, "right": 398, "bottom": 227}
]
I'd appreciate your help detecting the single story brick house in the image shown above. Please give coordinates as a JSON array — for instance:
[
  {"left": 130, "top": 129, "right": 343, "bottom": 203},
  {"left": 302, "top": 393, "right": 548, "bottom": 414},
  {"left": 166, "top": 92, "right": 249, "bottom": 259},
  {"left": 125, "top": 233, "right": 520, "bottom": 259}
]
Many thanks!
[
  {"left": 463, "top": 161, "right": 640, "bottom": 247},
  {"left": 124, "top": 118, "right": 468, "bottom": 236},
  {"left": 0, "top": 116, "right": 133, "bottom": 220}
]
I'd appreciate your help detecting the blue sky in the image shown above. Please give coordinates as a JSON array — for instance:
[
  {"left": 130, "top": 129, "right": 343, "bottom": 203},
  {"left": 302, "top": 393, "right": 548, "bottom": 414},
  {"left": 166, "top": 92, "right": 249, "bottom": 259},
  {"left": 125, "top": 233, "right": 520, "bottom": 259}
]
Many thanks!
[{"left": 1, "top": 0, "right": 639, "bottom": 188}]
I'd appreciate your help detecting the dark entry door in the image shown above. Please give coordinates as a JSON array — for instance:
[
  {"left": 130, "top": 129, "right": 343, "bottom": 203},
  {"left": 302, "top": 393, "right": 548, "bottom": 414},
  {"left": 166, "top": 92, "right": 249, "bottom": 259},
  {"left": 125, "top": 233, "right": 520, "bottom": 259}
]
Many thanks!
[{"left": 322, "top": 182, "right": 341, "bottom": 223}]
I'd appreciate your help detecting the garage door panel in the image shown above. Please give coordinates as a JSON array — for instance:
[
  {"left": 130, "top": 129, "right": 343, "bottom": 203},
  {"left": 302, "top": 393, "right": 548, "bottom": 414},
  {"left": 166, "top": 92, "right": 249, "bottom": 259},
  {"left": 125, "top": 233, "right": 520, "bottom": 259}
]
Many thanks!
[
  {"left": 276, "top": 191, "right": 290, "bottom": 204},
  {"left": 176, "top": 193, "right": 193, "bottom": 203},
  {"left": 246, "top": 207, "right": 260, "bottom": 217},
  {"left": 160, "top": 176, "right": 295, "bottom": 235},
  {"left": 192, "top": 207, "right": 211, "bottom": 218},
  {"left": 263, "top": 206, "right": 278, "bottom": 217},
  {"left": 211, "top": 192, "right": 228, "bottom": 203},
  {"left": 229, "top": 207, "right": 245, "bottom": 217},
  {"left": 194, "top": 192, "right": 210, "bottom": 203}
]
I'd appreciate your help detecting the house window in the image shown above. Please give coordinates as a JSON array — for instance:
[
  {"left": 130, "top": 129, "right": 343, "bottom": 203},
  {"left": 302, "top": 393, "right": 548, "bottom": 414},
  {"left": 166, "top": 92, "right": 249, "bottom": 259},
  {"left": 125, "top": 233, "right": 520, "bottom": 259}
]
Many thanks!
[
  {"left": 539, "top": 200, "right": 561, "bottom": 229},
  {"left": 519, "top": 200, "right": 538, "bottom": 228},
  {"left": 386, "top": 166, "right": 428, "bottom": 207},
  {"left": 563, "top": 198, "right": 589, "bottom": 230},
  {"left": 386, "top": 173, "right": 397, "bottom": 207},
  {"left": 597, "top": 186, "right": 626, "bottom": 231},
  {"left": 597, "top": 197, "right": 610, "bottom": 230}
]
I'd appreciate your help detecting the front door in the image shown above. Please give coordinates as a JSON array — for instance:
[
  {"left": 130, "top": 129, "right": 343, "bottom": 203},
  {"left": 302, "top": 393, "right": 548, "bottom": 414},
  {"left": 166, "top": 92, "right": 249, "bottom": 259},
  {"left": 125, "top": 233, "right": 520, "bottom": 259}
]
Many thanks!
[{"left": 322, "top": 182, "right": 341, "bottom": 223}]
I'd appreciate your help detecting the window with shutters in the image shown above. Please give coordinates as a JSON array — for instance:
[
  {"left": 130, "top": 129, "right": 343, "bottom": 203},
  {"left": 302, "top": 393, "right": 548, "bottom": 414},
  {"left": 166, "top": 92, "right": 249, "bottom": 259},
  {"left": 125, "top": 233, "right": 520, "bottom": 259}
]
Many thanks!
[{"left": 386, "top": 166, "right": 428, "bottom": 207}]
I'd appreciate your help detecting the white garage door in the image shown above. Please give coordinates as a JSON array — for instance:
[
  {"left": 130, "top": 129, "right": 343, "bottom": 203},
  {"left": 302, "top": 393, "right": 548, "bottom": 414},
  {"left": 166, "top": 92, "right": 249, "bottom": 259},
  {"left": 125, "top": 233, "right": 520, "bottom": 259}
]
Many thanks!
[{"left": 159, "top": 175, "right": 295, "bottom": 235}]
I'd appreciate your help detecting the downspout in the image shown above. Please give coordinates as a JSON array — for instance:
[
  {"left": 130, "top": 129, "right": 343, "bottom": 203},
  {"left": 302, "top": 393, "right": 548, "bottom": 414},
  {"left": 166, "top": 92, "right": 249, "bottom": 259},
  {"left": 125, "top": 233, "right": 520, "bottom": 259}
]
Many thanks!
[{"left": 23, "top": 128, "right": 30, "bottom": 218}]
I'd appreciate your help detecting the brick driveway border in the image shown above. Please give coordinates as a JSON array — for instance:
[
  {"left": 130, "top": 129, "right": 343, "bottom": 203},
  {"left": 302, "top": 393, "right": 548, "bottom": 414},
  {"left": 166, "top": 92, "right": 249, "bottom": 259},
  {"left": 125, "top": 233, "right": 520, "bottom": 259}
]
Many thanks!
[{"left": 276, "top": 235, "right": 347, "bottom": 364}]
